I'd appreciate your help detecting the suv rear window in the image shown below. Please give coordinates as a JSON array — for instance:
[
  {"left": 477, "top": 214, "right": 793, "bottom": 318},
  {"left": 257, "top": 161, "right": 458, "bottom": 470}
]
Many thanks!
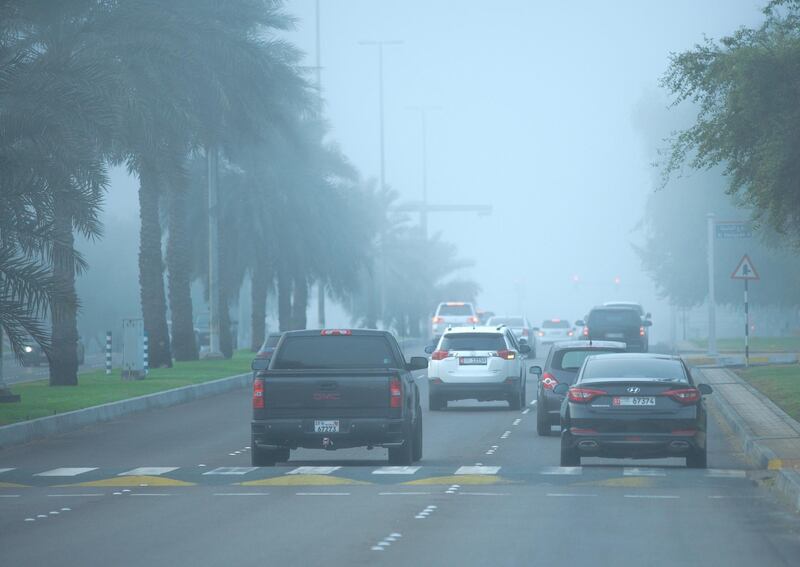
[
  {"left": 588, "top": 309, "right": 641, "bottom": 327},
  {"left": 272, "top": 336, "right": 398, "bottom": 369},
  {"left": 553, "top": 348, "right": 621, "bottom": 371},
  {"left": 438, "top": 304, "right": 474, "bottom": 316},
  {"left": 582, "top": 358, "right": 687, "bottom": 382},
  {"left": 542, "top": 320, "right": 570, "bottom": 329},
  {"left": 440, "top": 333, "right": 506, "bottom": 351}
]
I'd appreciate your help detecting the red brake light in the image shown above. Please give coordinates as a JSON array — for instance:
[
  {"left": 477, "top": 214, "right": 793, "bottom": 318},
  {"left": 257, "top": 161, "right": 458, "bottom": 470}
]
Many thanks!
[
  {"left": 567, "top": 330, "right": 574, "bottom": 337},
  {"left": 663, "top": 388, "right": 700, "bottom": 405},
  {"left": 495, "top": 349, "right": 516, "bottom": 360},
  {"left": 390, "top": 377, "right": 402, "bottom": 408},
  {"left": 468, "top": 316, "right": 479, "bottom": 324},
  {"left": 432, "top": 316, "right": 444, "bottom": 324},
  {"left": 321, "top": 329, "right": 352, "bottom": 336},
  {"left": 431, "top": 350, "right": 449, "bottom": 361},
  {"left": 541, "top": 372, "right": 559, "bottom": 390},
  {"left": 639, "top": 326, "right": 646, "bottom": 337},
  {"left": 582, "top": 326, "right": 589, "bottom": 337},
  {"left": 567, "top": 387, "right": 606, "bottom": 403},
  {"left": 253, "top": 378, "right": 265, "bottom": 409}
]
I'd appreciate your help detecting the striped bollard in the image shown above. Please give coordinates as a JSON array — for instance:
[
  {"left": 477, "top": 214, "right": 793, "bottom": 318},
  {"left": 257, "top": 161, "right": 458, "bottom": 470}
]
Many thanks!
[
  {"left": 105, "top": 331, "right": 112, "bottom": 375},
  {"left": 143, "top": 332, "right": 149, "bottom": 377}
]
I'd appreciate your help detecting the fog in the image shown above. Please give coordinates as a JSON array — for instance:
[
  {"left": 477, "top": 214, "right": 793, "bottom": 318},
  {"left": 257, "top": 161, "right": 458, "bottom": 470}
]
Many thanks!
[{"left": 92, "top": 0, "right": 763, "bottom": 346}]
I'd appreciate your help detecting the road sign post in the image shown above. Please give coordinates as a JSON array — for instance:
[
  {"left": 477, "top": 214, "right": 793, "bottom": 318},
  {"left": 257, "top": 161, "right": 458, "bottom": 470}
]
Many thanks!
[{"left": 731, "top": 254, "right": 759, "bottom": 367}]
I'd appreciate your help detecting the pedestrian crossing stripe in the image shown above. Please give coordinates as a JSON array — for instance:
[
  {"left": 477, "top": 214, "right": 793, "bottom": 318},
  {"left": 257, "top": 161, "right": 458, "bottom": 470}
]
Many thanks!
[
  {"left": 286, "top": 466, "right": 340, "bottom": 475},
  {"left": 67, "top": 475, "right": 195, "bottom": 487},
  {"left": 202, "top": 467, "right": 258, "bottom": 476},
  {"left": 372, "top": 467, "right": 421, "bottom": 475},
  {"left": 239, "top": 475, "right": 370, "bottom": 487},
  {"left": 119, "top": 467, "right": 179, "bottom": 477}
]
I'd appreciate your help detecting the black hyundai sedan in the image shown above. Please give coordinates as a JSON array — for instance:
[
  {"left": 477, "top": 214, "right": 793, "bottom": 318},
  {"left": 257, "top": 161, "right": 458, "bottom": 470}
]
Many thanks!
[{"left": 556, "top": 353, "right": 712, "bottom": 468}]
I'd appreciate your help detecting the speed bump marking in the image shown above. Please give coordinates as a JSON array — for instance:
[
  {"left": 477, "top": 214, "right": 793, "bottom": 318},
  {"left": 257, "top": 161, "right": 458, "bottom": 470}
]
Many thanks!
[
  {"left": 403, "top": 475, "right": 509, "bottom": 486},
  {"left": 574, "top": 476, "right": 654, "bottom": 488},
  {"left": 240, "top": 474, "right": 370, "bottom": 487},
  {"left": 66, "top": 475, "right": 195, "bottom": 487},
  {"left": 0, "top": 481, "right": 29, "bottom": 489}
]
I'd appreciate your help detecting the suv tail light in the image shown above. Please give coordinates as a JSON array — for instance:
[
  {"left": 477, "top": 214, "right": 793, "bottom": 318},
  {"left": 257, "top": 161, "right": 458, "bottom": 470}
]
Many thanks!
[
  {"left": 432, "top": 316, "right": 444, "bottom": 324},
  {"left": 663, "top": 388, "right": 700, "bottom": 405},
  {"left": 567, "top": 387, "right": 606, "bottom": 403},
  {"left": 253, "top": 378, "right": 265, "bottom": 409},
  {"left": 582, "top": 326, "right": 589, "bottom": 337},
  {"left": 567, "top": 330, "right": 574, "bottom": 337},
  {"left": 541, "top": 372, "right": 559, "bottom": 390},
  {"left": 468, "top": 316, "right": 479, "bottom": 324},
  {"left": 522, "top": 328, "right": 529, "bottom": 336},
  {"left": 390, "top": 377, "right": 402, "bottom": 408},
  {"left": 639, "top": 326, "right": 646, "bottom": 337},
  {"left": 431, "top": 350, "right": 449, "bottom": 361},
  {"left": 494, "top": 349, "right": 516, "bottom": 360}
]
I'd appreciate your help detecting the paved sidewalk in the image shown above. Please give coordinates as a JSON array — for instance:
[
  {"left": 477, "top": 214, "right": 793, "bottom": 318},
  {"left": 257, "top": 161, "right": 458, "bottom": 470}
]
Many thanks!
[{"left": 698, "top": 367, "right": 800, "bottom": 470}]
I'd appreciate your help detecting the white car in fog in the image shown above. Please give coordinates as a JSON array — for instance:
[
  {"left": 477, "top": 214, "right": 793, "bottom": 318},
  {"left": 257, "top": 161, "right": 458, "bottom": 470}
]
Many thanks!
[
  {"left": 426, "top": 327, "right": 530, "bottom": 410},
  {"left": 431, "top": 302, "right": 478, "bottom": 340},
  {"left": 537, "top": 319, "right": 575, "bottom": 344}
]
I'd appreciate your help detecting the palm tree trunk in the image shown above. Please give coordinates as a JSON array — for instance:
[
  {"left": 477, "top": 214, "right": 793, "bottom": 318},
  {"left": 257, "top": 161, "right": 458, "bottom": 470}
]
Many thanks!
[
  {"left": 292, "top": 274, "right": 308, "bottom": 330},
  {"left": 277, "top": 269, "right": 292, "bottom": 332},
  {"left": 138, "top": 162, "right": 172, "bottom": 367},
  {"left": 166, "top": 180, "right": 197, "bottom": 361},
  {"left": 251, "top": 264, "right": 268, "bottom": 351},
  {"left": 49, "top": 192, "right": 79, "bottom": 386},
  {"left": 219, "top": 287, "right": 233, "bottom": 359}
]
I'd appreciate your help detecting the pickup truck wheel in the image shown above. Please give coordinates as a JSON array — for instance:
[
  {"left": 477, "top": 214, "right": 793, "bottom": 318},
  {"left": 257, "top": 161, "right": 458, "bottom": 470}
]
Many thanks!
[
  {"left": 251, "top": 447, "right": 277, "bottom": 467},
  {"left": 412, "top": 413, "right": 423, "bottom": 462},
  {"left": 388, "top": 427, "right": 414, "bottom": 466}
]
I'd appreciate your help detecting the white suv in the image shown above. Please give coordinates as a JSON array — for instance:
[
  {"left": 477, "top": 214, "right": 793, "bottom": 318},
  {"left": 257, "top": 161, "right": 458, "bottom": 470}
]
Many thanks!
[
  {"left": 426, "top": 327, "right": 530, "bottom": 410},
  {"left": 431, "top": 302, "right": 478, "bottom": 340}
]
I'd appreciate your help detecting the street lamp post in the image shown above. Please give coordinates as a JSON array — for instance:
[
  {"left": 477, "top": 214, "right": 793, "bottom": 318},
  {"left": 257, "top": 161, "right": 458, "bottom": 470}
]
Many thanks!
[
  {"left": 315, "top": 0, "right": 326, "bottom": 328},
  {"left": 407, "top": 105, "right": 441, "bottom": 240}
]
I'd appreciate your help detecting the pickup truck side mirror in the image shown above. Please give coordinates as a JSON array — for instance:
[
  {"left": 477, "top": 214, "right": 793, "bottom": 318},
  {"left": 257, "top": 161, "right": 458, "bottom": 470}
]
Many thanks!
[
  {"left": 407, "top": 356, "right": 429, "bottom": 371},
  {"left": 424, "top": 345, "right": 435, "bottom": 354}
]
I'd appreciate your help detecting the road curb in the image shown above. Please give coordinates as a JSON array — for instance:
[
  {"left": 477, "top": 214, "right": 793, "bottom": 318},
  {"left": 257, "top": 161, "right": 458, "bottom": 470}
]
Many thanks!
[
  {"left": 0, "top": 372, "right": 251, "bottom": 450},
  {"left": 696, "top": 367, "right": 800, "bottom": 513}
]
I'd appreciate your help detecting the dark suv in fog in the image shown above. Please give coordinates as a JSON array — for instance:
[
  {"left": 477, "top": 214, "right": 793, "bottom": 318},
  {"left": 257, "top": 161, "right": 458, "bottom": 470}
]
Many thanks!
[{"left": 576, "top": 306, "right": 651, "bottom": 352}]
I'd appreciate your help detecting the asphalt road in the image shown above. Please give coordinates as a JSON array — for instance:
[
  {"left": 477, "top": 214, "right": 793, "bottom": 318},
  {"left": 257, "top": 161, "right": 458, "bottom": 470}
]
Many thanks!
[{"left": 2, "top": 347, "right": 800, "bottom": 566}]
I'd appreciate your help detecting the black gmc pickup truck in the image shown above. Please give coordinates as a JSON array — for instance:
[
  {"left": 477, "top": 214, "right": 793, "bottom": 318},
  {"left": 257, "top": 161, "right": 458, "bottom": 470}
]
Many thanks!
[{"left": 251, "top": 329, "right": 428, "bottom": 466}]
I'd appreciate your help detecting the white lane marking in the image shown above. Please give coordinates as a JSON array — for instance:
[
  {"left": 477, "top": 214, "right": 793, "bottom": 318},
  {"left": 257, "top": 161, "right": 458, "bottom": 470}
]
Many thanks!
[
  {"left": 529, "top": 400, "right": 537, "bottom": 406},
  {"left": 214, "top": 493, "right": 271, "bottom": 496},
  {"left": 540, "top": 467, "right": 582, "bottom": 475},
  {"left": 458, "top": 492, "right": 511, "bottom": 496},
  {"left": 0, "top": 468, "right": 14, "bottom": 474},
  {"left": 512, "top": 419, "right": 521, "bottom": 426},
  {"left": 24, "top": 518, "right": 35, "bottom": 522},
  {"left": 455, "top": 466, "right": 500, "bottom": 475},
  {"left": 131, "top": 493, "right": 173, "bottom": 497},
  {"left": 35, "top": 467, "right": 97, "bottom": 477},
  {"left": 36, "top": 514, "right": 47, "bottom": 518},
  {"left": 371, "top": 547, "right": 384, "bottom": 551},
  {"left": 707, "top": 469, "right": 747, "bottom": 478},
  {"left": 287, "top": 466, "right": 341, "bottom": 475},
  {"left": 296, "top": 492, "right": 350, "bottom": 496},
  {"left": 624, "top": 494, "right": 680, "bottom": 499},
  {"left": 500, "top": 431, "right": 511, "bottom": 439},
  {"left": 379, "top": 492, "right": 433, "bottom": 496},
  {"left": 623, "top": 468, "right": 666, "bottom": 477},
  {"left": 118, "top": 467, "right": 179, "bottom": 476},
  {"left": 0, "top": 494, "right": 20, "bottom": 498},
  {"left": 49, "top": 511, "right": 59, "bottom": 515},
  {"left": 547, "top": 493, "right": 596, "bottom": 497},
  {"left": 372, "top": 466, "right": 420, "bottom": 475},
  {"left": 47, "top": 493, "right": 103, "bottom": 498},
  {"left": 522, "top": 408, "right": 530, "bottom": 414},
  {"left": 202, "top": 467, "right": 258, "bottom": 476}
]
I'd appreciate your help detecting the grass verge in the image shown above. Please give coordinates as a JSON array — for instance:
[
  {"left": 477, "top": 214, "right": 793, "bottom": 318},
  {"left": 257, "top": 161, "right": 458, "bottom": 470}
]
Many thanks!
[
  {"left": 691, "top": 337, "right": 800, "bottom": 353},
  {"left": 0, "top": 351, "right": 251, "bottom": 426},
  {"left": 736, "top": 364, "right": 800, "bottom": 422}
]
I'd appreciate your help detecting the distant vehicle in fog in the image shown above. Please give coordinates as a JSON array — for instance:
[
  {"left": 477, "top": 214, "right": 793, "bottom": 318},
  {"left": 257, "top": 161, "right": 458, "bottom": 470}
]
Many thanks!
[
  {"left": 19, "top": 335, "right": 84, "bottom": 366},
  {"left": 251, "top": 333, "right": 283, "bottom": 378},
  {"left": 476, "top": 310, "right": 495, "bottom": 325},
  {"left": 536, "top": 319, "right": 574, "bottom": 345},
  {"left": 576, "top": 306, "right": 652, "bottom": 352},
  {"left": 431, "top": 302, "right": 478, "bottom": 341},
  {"left": 602, "top": 301, "right": 652, "bottom": 349},
  {"left": 486, "top": 315, "right": 538, "bottom": 357},
  {"left": 194, "top": 312, "right": 238, "bottom": 351}
]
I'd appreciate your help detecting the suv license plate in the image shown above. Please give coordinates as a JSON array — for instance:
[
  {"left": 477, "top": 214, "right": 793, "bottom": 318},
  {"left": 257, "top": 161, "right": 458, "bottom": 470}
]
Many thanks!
[
  {"left": 314, "top": 420, "right": 340, "bottom": 433},
  {"left": 460, "top": 357, "right": 487, "bottom": 365},
  {"left": 613, "top": 397, "right": 656, "bottom": 406}
]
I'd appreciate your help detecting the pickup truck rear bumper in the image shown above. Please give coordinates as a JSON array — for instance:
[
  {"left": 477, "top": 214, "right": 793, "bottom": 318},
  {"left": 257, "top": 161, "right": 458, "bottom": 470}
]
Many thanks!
[{"left": 251, "top": 418, "right": 409, "bottom": 451}]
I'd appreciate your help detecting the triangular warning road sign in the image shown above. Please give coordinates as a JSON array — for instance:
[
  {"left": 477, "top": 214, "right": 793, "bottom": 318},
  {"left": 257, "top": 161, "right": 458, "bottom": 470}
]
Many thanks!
[{"left": 731, "top": 254, "right": 760, "bottom": 280}]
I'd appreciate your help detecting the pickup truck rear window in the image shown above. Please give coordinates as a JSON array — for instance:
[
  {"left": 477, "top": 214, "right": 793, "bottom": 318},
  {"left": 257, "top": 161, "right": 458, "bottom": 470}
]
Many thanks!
[{"left": 271, "top": 336, "right": 399, "bottom": 370}]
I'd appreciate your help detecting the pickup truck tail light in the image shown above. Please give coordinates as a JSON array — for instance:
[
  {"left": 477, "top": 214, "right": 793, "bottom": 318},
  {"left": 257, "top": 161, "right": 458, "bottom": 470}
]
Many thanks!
[
  {"left": 639, "top": 326, "right": 646, "bottom": 337},
  {"left": 390, "top": 377, "right": 402, "bottom": 408},
  {"left": 253, "top": 378, "right": 265, "bottom": 409},
  {"left": 431, "top": 350, "right": 449, "bottom": 361},
  {"left": 541, "top": 372, "right": 559, "bottom": 390}
]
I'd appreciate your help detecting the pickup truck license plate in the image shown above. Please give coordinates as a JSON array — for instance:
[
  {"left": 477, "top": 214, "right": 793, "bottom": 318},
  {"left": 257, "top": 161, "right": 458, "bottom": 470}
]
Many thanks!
[
  {"left": 460, "top": 357, "right": 488, "bottom": 365},
  {"left": 606, "top": 333, "right": 625, "bottom": 339},
  {"left": 613, "top": 396, "right": 656, "bottom": 406},
  {"left": 314, "top": 420, "right": 340, "bottom": 433}
]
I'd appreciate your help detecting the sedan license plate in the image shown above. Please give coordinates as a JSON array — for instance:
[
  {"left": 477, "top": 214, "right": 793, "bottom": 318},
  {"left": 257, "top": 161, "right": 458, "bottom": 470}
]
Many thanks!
[
  {"left": 613, "top": 396, "right": 656, "bottom": 407},
  {"left": 460, "top": 357, "right": 487, "bottom": 365},
  {"left": 314, "top": 420, "right": 340, "bottom": 433}
]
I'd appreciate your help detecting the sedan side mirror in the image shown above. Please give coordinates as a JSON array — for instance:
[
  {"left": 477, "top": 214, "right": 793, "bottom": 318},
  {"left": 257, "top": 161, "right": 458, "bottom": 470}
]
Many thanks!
[
  {"left": 553, "top": 383, "right": 569, "bottom": 396},
  {"left": 529, "top": 365, "right": 543, "bottom": 376},
  {"left": 697, "top": 383, "right": 713, "bottom": 395},
  {"left": 574, "top": 320, "right": 585, "bottom": 327},
  {"left": 408, "top": 356, "right": 429, "bottom": 371},
  {"left": 424, "top": 345, "right": 435, "bottom": 354},
  {"left": 519, "top": 344, "right": 531, "bottom": 355}
]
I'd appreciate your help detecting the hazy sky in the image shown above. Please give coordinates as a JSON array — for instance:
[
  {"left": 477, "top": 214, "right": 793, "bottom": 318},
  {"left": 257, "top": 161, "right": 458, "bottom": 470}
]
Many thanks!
[{"left": 102, "top": 0, "right": 764, "bottom": 340}]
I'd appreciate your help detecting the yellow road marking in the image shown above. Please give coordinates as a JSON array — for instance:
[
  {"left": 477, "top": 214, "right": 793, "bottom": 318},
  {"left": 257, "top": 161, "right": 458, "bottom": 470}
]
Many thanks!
[
  {"left": 0, "top": 481, "right": 29, "bottom": 488},
  {"left": 65, "top": 475, "right": 195, "bottom": 487},
  {"left": 240, "top": 475, "right": 370, "bottom": 487},
  {"left": 403, "top": 475, "right": 509, "bottom": 486}
]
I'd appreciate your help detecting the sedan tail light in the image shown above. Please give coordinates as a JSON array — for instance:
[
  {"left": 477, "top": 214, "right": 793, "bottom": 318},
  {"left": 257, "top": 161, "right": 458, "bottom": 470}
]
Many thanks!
[
  {"left": 541, "top": 372, "right": 559, "bottom": 390},
  {"left": 431, "top": 350, "right": 449, "bottom": 361},
  {"left": 252, "top": 378, "right": 265, "bottom": 409},
  {"left": 663, "top": 388, "right": 700, "bottom": 405},
  {"left": 494, "top": 349, "right": 516, "bottom": 360},
  {"left": 567, "top": 387, "right": 606, "bottom": 403},
  {"left": 390, "top": 377, "right": 402, "bottom": 408},
  {"left": 582, "top": 326, "right": 589, "bottom": 337}
]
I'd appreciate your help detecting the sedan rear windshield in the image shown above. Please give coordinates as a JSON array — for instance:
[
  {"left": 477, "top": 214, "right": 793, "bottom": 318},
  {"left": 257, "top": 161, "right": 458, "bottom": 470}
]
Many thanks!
[
  {"left": 553, "top": 349, "right": 621, "bottom": 371},
  {"left": 588, "top": 309, "right": 641, "bottom": 327},
  {"left": 272, "top": 336, "right": 398, "bottom": 369},
  {"left": 582, "top": 358, "right": 687, "bottom": 382},
  {"left": 542, "top": 320, "right": 570, "bottom": 329},
  {"left": 438, "top": 304, "right": 474, "bottom": 316},
  {"left": 440, "top": 333, "right": 506, "bottom": 351}
]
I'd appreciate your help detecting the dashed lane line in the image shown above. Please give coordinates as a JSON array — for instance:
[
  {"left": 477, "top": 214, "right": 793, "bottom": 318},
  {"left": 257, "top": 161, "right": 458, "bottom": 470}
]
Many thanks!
[
  {"left": 214, "top": 492, "right": 271, "bottom": 496},
  {"left": 623, "top": 494, "right": 680, "bottom": 499}
]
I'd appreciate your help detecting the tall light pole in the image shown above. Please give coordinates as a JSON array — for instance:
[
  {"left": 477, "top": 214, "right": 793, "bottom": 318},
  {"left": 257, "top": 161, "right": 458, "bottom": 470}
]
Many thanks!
[
  {"left": 315, "top": 0, "right": 326, "bottom": 328},
  {"left": 407, "top": 105, "right": 441, "bottom": 240},
  {"left": 206, "top": 143, "right": 223, "bottom": 358}
]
